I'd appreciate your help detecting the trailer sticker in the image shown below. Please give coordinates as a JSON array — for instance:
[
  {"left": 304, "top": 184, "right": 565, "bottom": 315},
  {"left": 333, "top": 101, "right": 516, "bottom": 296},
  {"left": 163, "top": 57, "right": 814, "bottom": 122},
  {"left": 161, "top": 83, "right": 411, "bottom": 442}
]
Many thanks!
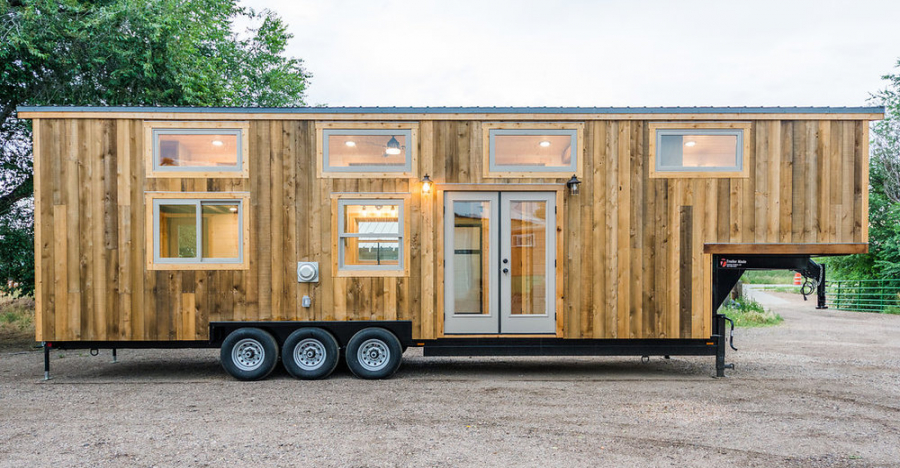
[{"left": 719, "top": 258, "right": 747, "bottom": 268}]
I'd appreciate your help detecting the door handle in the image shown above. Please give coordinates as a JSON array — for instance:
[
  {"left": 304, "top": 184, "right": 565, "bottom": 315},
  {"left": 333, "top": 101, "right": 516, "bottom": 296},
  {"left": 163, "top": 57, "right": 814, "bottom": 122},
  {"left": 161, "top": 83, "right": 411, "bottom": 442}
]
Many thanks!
[{"left": 502, "top": 268, "right": 509, "bottom": 274}]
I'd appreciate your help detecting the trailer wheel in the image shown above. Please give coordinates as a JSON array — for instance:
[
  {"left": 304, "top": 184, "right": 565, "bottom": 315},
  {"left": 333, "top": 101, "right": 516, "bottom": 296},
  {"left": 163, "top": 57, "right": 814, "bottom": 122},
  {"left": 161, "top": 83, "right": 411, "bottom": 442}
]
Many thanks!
[
  {"left": 220, "top": 328, "right": 279, "bottom": 381},
  {"left": 282, "top": 328, "right": 340, "bottom": 380},
  {"left": 345, "top": 328, "right": 403, "bottom": 379}
]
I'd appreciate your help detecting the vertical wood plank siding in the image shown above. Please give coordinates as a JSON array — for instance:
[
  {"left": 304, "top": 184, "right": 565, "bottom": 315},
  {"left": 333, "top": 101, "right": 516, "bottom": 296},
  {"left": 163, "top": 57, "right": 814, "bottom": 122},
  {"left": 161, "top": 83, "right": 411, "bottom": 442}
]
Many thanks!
[{"left": 33, "top": 118, "right": 869, "bottom": 341}]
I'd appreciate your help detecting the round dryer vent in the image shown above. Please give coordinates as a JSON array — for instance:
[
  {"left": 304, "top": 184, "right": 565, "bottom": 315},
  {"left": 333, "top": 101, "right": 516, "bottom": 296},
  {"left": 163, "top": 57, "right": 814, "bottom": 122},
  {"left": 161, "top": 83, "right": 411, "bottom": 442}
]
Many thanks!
[{"left": 297, "top": 262, "right": 319, "bottom": 283}]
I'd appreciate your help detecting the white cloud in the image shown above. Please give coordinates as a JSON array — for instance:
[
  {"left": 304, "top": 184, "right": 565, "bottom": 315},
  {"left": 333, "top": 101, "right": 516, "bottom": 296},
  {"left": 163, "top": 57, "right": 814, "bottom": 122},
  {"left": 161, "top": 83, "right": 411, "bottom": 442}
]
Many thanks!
[{"left": 248, "top": 0, "right": 900, "bottom": 107}]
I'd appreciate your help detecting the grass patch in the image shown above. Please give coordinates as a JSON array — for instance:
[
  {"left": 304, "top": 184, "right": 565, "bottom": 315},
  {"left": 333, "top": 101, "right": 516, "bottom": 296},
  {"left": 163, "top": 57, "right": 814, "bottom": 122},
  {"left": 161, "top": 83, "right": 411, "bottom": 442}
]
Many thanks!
[
  {"left": 753, "top": 285, "right": 802, "bottom": 294},
  {"left": 720, "top": 297, "right": 784, "bottom": 327},
  {"left": 0, "top": 294, "right": 36, "bottom": 349},
  {"left": 741, "top": 270, "right": 797, "bottom": 285}
]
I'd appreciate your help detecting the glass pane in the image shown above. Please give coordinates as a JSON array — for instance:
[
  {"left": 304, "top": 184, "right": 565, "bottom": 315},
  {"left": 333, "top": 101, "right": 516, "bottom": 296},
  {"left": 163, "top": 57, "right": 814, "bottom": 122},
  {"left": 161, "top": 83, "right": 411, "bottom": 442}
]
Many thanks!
[
  {"left": 453, "top": 201, "right": 491, "bottom": 315},
  {"left": 494, "top": 134, "right": 572, "bottom": 168},
  {"left": 159, "top": 204, "right": 197, "bottom": 258},
  {"left": 201, "top": 203, "right": 240, "bottom": 259},
  {"left": 343, "top": 204, "right": 400, "bottom": 235},
  {"left": 509, "top": 201, "right": 547, "bottom": 315},
  {"left": 342, "top": 238, "right": 400, "bottom": 266},
  {"left": 157, "top": 132, "right": 239, "bottom": 168},
  {"left": 659, "top": 134, "right": 738, "bottom": 169},
  {"left": 328, "top": 134, "right": 407, "bottom": 168}
]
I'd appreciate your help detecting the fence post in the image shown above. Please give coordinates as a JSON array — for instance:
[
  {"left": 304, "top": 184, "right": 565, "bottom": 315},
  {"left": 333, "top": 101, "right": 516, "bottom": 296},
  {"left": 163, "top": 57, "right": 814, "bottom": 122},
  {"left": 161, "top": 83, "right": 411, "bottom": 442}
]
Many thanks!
[{"left": 836, "top": 281, "right": 842, "bottom": 309}]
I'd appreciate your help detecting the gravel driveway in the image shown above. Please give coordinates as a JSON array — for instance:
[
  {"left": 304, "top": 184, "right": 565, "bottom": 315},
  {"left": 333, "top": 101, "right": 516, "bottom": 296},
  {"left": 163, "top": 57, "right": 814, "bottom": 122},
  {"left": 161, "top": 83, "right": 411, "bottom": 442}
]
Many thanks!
[{"left": 1, "top": 292, "right": 899, "bottom": 468}]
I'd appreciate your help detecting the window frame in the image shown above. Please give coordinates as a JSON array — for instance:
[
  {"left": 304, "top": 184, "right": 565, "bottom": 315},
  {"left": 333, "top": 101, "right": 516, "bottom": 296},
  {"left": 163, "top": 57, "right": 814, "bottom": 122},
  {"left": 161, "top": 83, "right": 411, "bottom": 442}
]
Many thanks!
[
  {"left": 317, "top": 122, "right": 419, "bottom": 178},
  {"left": 648, "top": 122, "right": 751, "bottom": 178},
  {"left": 145, "top": 192, "right": 250, "bottom": 271},
  {"left": 143, "top": 121, "right": 250, "bottom": 178},
  {"left": 482, "top": 122, "right": 584, "bottom": 179},
  {"left": 331, "top": 193, "right": 411, "bottom": 277}
]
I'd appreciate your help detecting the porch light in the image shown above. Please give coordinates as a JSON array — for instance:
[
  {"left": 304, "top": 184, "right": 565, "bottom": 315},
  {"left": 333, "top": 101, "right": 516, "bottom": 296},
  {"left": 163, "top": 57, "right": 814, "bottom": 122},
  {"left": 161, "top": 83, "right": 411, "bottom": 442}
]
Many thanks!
[
  {"left": 385, "top": 136, "right": 402, "bottom": 155},
  {"left": 421, "top": 174, "right": 433, "bottom": 194},
  {"left": 566, "top": 175, "right": 581, "bottom": 195}
]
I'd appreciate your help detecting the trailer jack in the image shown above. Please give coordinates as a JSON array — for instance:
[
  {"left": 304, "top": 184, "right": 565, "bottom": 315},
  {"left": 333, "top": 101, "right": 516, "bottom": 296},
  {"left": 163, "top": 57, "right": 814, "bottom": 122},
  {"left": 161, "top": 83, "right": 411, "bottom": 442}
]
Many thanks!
[
  {"left": 795, "top": 259, "right": 827, "bottom": 309},
  {"left": 42, "top": 342, "right": 51, "bottom": 381},
  {"left": 714, "top": 314, "right": 736, "bottom": 378}
]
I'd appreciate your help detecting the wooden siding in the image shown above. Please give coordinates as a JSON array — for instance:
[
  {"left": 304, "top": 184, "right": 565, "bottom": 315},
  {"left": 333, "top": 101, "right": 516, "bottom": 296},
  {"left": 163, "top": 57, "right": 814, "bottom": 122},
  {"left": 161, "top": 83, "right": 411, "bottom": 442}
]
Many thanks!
[{"left": 33, "top": 118, "right": 870, "bottom": 342}]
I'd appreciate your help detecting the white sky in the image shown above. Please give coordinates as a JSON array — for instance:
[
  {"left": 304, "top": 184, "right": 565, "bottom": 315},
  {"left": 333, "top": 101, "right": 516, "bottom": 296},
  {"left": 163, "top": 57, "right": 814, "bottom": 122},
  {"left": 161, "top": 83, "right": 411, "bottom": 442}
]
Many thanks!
[{"left": 242, "top": 0, "right": 900, "bottom": 107}]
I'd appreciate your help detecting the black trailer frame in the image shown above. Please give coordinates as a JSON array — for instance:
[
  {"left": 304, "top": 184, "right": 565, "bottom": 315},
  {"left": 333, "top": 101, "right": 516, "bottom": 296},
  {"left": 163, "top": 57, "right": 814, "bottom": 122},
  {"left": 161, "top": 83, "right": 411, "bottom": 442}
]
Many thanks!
[{"left": 39, "top": 255, "right": 827, "bottom": 380}]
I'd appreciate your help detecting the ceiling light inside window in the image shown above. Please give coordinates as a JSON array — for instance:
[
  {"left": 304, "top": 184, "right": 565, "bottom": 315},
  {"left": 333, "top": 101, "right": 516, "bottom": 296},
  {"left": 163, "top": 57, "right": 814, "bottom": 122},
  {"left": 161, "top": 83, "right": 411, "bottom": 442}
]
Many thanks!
[
  {"left": 684, "top": 141, "right": 697, "bottom": 147},
  {"left": 345, "top": 141, "right": 356, "bottom": 147},
  {"left": 211, "top": 140, "right": 224, "bottom": 147},
  {"left": 385, "top": 136, "right": 402, "bottom": 155},
  {"left": 229, "top": 207, "right": 238, "bottom": 213},
  {"left": 539, "top": 141, "right": 551, "bottom": 147}
]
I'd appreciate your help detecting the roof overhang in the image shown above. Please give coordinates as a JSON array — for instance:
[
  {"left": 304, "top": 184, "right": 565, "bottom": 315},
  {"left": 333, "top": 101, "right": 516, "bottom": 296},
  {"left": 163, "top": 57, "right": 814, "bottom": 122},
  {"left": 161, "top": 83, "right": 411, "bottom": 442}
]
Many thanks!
[{"left": 15, "top": 105, "right": 885, "bottom": 121}]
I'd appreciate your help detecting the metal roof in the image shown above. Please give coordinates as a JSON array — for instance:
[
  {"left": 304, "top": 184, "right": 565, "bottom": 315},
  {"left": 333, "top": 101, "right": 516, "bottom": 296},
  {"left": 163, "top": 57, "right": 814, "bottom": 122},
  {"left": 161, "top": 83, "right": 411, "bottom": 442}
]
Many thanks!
[{"left": 15, "top": 105, "right": 884, "bottom": 114}]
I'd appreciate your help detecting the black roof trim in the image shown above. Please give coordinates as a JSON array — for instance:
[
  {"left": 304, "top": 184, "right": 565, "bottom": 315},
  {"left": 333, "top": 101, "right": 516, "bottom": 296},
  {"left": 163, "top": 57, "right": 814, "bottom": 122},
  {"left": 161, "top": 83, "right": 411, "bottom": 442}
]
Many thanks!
[{"left": 16, "top": 105, "right": 884, "bottom": 114}]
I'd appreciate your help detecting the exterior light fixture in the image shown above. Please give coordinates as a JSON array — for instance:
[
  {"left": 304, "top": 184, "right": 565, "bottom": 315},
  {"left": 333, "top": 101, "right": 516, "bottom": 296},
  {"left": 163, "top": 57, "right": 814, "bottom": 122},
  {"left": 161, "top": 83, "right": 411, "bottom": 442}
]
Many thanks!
[
  {"left": 539, "top": 140, "right": 551, "bottom": 147},
  {"left": 211, "top": 140, "right": 224, "bottom": 147},
  {"left": 566, "top": 175, "right": 582, "bottom": 195},
  {"left": 385, "top": 136, "right": 402, "bottom": 155},
  {"left": 421, "top": 174, "right": 433, "bottom": 194}
]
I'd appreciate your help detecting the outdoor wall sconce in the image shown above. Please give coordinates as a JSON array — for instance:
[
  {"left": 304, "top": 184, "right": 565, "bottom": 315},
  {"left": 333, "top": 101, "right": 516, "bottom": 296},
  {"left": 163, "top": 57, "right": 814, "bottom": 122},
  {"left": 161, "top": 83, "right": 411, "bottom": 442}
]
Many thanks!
[
  {"left": 566, "top": 175, "right": 581, "bottom": 195},
  {"left": 421, "top": 174, "right": 433, "bottom": 194}
]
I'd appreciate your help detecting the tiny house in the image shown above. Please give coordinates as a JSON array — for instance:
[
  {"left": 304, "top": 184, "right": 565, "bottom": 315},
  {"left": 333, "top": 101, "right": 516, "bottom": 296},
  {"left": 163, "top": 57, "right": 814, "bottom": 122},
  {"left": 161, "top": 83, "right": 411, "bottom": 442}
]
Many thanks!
[{"left": 17, "top": 106, "right": 882, "bottom": 380}]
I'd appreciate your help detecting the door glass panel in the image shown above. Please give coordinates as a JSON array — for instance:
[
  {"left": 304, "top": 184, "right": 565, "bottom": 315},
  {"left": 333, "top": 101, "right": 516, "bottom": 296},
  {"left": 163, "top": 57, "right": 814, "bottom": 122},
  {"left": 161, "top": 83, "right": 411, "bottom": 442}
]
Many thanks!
[
  {"left": 509, "top": 200, "right": 547, "bottom": 315},
  {"left": 453, "top": 201, "right": 491, "bottom": 315}
]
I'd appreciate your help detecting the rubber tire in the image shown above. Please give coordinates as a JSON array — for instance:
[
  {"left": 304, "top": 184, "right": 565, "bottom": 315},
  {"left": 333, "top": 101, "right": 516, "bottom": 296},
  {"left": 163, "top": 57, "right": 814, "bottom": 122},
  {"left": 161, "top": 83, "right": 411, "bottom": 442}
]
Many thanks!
[
  {"left": 282, "top": 328, "right": 340, "bottom": 380},
  {"left": 345, "top": 327, "right": 403, "bottom": 379},
  {"left": 220, "top": 327, "right": 279, "bottom": 381}
]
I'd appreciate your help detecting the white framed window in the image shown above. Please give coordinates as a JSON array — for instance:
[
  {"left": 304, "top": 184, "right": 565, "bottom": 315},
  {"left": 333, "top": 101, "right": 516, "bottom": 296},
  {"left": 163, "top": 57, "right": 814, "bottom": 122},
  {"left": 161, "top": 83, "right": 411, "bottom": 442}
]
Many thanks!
[
  {"left": 482, "top": 122, "right": 584, "bottom": 178},
  {"left": 145, "top": 192, "right": 250, "bottom": 270},
  {"left": 317, "top": 122, "right": 419, "bottom": 178},
  {"left": 649, "top": 122, "right": 751, "bottom": 178},
  {"left": 143, "top": 121, "right": 250, "bottom": 178},
  {"left": 332, "top": 194, "right": 411, "bottom": 277}
]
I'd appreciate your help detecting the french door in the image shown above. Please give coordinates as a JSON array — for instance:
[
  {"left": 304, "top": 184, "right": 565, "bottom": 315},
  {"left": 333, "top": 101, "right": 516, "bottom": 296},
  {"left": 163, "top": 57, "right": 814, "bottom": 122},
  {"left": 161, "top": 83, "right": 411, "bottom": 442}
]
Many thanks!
[{"left": 443, "top": 192, "right": 556, "bottom": 334}]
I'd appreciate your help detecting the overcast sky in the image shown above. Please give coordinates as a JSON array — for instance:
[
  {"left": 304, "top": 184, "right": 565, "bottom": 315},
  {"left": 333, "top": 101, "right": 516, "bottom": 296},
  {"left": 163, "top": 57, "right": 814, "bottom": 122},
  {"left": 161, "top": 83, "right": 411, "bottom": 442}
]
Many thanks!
[{"left": 243, "top": 0, "right": 900, "bottom": 108}]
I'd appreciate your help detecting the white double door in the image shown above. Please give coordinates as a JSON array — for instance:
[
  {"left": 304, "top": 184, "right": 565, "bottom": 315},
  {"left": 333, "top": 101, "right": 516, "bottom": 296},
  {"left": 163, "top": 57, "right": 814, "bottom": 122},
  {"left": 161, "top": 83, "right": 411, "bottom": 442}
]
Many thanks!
[{"left": 443, "top": 192, "right": 556, "bottom": 334}]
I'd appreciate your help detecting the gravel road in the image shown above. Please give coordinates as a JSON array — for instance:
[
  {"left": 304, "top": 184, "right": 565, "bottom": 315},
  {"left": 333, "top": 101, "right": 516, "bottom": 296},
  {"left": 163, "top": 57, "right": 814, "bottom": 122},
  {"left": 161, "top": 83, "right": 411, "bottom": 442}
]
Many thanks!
[{"left": 1, "top": 292, "right": 899, "bottom": 468}]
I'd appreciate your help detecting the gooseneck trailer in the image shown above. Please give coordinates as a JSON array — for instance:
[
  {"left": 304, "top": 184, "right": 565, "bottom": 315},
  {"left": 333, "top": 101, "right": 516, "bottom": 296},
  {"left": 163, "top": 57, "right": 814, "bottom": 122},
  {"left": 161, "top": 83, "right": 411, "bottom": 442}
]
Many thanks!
[{"left": 17, "top": 106, "right": 881, "bottom": 380}]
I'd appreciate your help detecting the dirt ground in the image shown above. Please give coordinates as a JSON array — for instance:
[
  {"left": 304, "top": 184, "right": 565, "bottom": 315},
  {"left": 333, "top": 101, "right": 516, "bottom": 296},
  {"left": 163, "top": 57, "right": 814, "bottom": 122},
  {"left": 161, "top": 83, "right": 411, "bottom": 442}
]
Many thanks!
[{"left": 1, "top": 293, "right": 899, "bottom": 468}]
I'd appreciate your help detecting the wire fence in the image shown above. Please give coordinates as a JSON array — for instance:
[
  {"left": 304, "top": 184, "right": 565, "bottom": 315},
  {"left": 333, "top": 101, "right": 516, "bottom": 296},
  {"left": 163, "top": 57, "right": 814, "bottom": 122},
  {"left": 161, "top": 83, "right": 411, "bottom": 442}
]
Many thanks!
[{"left": 826, "top": 279, "right": 900, "bottom": 313}]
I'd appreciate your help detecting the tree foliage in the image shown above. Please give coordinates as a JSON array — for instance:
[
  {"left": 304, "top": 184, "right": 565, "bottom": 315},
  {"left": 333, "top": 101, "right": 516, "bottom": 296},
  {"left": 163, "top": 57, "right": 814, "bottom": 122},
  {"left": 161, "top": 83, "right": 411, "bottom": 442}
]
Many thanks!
[
  {"left": 0, "top": 0, "right": 311, "bottom": 296},
  {"left": 826, "top": 61, "right": 900, "bottom": 280}
]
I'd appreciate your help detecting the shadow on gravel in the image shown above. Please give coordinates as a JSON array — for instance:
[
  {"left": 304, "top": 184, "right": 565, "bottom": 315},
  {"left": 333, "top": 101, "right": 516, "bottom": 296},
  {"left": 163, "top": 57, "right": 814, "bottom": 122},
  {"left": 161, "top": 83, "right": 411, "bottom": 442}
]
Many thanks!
[
  {"left": 395, "top": 355, "right": 716, "bottom": 380},
  {"left": 37, "top": 350, "right": 717, "bottom": 383}
]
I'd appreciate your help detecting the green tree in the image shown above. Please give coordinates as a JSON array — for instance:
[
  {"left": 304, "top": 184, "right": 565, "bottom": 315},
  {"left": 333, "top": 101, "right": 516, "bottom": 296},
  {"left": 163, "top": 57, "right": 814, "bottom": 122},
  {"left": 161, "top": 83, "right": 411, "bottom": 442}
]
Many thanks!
[
  {"left": 0, "top": 0, "right": 311, "bottom": 296},
  {"left": 827, "top": 61, "right": 900, "bottom": 280}
]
